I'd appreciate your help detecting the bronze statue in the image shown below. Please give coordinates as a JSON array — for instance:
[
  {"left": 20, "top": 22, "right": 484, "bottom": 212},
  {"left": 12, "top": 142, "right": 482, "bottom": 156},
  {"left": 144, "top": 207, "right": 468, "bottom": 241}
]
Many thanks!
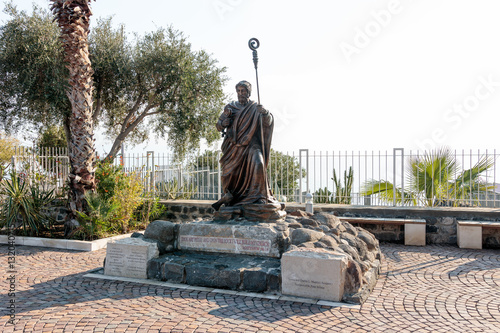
[{"left": 212, "top": 80, "right": 277, "bottom": 210}]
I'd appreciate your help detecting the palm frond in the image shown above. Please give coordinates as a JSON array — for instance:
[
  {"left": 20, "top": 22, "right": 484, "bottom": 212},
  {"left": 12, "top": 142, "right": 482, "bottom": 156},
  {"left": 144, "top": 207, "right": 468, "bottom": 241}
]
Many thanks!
[{"left": 361, "top": 179, "right": 417, "bottom": 205}]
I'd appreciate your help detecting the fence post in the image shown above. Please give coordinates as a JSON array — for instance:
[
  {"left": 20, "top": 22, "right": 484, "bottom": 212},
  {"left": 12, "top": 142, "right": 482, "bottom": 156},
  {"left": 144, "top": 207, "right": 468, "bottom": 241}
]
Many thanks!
[
  {"left": 299, "top": 149, "right": 309, "bottom": 203},
  {"left": 393, "top": 148, "right": 404, "bottom": 207},
  {"left": 147, "top": 151, "right": 155, "bottom": 195}
]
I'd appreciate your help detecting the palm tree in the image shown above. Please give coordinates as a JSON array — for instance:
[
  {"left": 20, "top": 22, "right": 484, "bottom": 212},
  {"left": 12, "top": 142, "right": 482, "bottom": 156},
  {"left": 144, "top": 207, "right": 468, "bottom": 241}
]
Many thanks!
[
  {"left": 50, "top": 0, "right": 96, "bottom": 212},
  {"left": 361, "top": 147, "right": 494, "bottom": 207}
]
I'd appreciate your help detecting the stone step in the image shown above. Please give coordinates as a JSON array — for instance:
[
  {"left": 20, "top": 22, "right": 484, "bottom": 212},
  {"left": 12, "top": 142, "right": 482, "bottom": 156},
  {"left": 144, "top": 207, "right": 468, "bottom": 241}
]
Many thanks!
[{"left": 147, "top": 251, "right": 281, "bottom": 293}]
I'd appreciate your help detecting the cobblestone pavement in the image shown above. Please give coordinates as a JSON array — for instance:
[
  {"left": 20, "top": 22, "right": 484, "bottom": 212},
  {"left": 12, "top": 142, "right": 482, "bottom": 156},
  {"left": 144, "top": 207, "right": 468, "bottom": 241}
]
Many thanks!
[{"left": 1, "top": 244, "right": 499, "bottom": 332}]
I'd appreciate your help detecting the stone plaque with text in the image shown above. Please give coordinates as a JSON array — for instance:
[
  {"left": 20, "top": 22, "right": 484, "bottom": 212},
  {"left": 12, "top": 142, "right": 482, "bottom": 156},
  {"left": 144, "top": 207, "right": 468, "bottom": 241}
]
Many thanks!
[
  {"left": 281, "top": 248, "right": 348, "bottom": 302},
  {"left": 104, "top": 238, "right": 159, "bottom": 279},
  {"left": 179, "top": 235, "right": 271, "bottom": 254},
  {"left": 178, "top": 222, "right": 289, "bottom": 257}
]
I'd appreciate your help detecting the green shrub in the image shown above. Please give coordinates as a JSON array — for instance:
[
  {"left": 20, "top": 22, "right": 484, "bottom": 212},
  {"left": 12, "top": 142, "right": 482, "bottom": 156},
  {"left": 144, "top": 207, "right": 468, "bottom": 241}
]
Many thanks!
[
  {"left": 111, "top": 171, "right": 143, "bottom": 233},
  {"left": 132, "top": 192, "right": 166, "bottom": 230},
  {"left": 156, "top": 178, "right": 196, "bottom": 200},
  {"left": 74, "top": 192, "right": 119, "bottom": 240},
  {"left": 0, "top": 170, "right": 55, "bottom": 236},
  {"left": 314, "top": 187, "right": 333, "bottom": 204},
  {"left": 74, "top": 160, "right": 145, "bottom": 239},
  {"left": 94, "top": 160, "right": 127, "bottom": 201}
]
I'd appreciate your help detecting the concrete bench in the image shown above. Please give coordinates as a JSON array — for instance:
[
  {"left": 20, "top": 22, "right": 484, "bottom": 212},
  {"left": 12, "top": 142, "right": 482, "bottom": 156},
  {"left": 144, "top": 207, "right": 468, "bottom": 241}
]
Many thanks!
[
  {"left": 457, "top": 220, "right": 500, "bottom": 249},
  {"left": 338, "top": 217, "right": 426, "bottom": 246}
]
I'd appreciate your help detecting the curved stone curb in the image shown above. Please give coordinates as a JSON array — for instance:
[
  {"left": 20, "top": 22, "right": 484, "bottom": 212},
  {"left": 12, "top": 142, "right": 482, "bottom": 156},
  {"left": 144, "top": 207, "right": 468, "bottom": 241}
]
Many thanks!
[
  {"left": 0, "top": 233, "right": 135, "bottom": 251},
  {"left": 83, "top": 272, "right": 361, "bottom": 309}
]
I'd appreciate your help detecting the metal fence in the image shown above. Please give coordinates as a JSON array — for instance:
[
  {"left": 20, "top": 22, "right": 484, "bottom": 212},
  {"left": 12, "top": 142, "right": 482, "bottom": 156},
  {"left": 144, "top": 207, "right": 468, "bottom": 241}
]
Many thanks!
[
  {"left": 292, "top": 148, "right": 499, "bottom": 208},
  {"left": 118, "top": 151, "right": 221, "bottom": 201},
  {"left": 7, "top": 147, "right": 500, "bottom": 208},
  {"left": 10, "top": 146, "right": 70, "bottom": 194},
  {"left": 117, "top": 148, "right": 500, "bottom": 208}
]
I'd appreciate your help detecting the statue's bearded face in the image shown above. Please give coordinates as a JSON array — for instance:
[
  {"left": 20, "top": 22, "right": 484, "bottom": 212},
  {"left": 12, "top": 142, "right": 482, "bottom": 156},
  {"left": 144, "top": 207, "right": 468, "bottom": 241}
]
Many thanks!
[{"left": 237, "top": 86, "right": 249, "bottom": 105}]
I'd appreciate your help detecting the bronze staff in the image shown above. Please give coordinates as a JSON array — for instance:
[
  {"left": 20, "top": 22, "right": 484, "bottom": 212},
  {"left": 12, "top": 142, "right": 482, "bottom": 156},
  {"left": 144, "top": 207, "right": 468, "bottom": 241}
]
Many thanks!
[{"left": 248, "top": 37, "right": 269, "bottom": 204}]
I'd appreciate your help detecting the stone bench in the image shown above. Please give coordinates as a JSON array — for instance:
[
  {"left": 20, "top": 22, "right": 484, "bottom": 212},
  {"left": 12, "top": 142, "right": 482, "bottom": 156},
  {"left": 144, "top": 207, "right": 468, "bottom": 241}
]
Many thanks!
[
  {"left": 457, "top": 220, "right": 500, "bottom": 249},
  {"left": 338, "top": 217, "right": 426, "bottom": 246}
]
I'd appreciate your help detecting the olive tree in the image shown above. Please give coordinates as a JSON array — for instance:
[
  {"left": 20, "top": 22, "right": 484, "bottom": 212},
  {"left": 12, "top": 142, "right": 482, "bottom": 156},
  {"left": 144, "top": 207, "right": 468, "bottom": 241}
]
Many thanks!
[{"left": 0, "top": 3, "right": 227, "bottom": 161}]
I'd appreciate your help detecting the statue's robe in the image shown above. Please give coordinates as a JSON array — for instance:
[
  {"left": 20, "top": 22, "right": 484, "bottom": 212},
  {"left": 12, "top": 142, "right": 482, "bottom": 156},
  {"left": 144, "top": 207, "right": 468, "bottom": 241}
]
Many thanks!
[{"left": 219, "top": 100, "right": 276, "bottom": 205}]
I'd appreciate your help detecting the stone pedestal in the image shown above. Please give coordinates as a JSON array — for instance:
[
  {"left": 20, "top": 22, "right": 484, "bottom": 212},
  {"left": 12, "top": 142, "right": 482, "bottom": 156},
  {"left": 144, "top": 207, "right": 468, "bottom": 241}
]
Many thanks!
[
  {"left": 458, "top": 224, "right": 482, "bottom": 249},
  {"left": 281, "top": 248, "right": 348, "bottom": 302},
  {"left": 405, "top": 223, "right": 426, "bottom": 246},
  {"left": 178, "top": 221, "right": 289, "bottom": 258},
  {"left": 214, "top": 203, "right": 286, "bottom": 222},
  {"left": 104, "top": 238, "right": 159, "bottom": 279}
]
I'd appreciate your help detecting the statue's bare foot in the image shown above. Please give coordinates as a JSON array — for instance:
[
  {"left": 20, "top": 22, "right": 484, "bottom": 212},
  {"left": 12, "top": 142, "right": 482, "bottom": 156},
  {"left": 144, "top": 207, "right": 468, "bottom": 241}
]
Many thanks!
[{"left": 212, "top": 192, "right": 233, "bottom": 211}]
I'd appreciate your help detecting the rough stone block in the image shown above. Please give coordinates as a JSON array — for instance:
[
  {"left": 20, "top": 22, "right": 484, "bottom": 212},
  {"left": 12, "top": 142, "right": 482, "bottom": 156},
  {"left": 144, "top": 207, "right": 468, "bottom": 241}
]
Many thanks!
[
  {"left": 147, "top": 258, "right": 163, "bottom": 280},
  {"left": 291, "top": 228, "right": 324, "bottom": 245},
  {"left": 281, "top": 248, "right": 348, "bottom": 302},
  {"left": 405, "top": 223, "right": 426, "bottom": 246},
  {"left": 169, "top": 205, "right": 182, "bottom": 213},
  {"left": 104, "top": 238, "right": 159, "bottom": 279},
  {"left": 267, "top": 268, "right": 281, "bottom": 291},
  {"left": 242, "top": 269, "right": 267, "bottom": 292},
  {"left": 357, "top": 230, "right": 378, "bottom": 250},
  {"left": 185, "top": 263, "right": 241, "bottom": 289},
  {"left": 144, "top": 220, "right": 176, "bottom": 254},
  {"left": 426, "top": 225, "right": 439, "bottom": 233},
  {"left": 144, "top": 220, "right": 175, "bottom": 243},
  {"left": 163, "top": 262, "right": 185, "bottom": 283}
]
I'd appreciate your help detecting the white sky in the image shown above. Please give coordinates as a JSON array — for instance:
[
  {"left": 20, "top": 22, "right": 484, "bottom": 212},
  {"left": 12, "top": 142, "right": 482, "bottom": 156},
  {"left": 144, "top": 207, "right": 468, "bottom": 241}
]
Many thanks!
[{"left": 2, "top": 0, "right": 500, "bottom": 156}]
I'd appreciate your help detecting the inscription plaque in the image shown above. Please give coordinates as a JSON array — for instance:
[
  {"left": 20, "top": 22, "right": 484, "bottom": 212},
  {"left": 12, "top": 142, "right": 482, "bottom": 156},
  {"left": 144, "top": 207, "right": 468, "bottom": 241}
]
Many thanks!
[
  {"left": 281, "top": 249, "right": 348, "bottom": 302},
  {"left": 178, "top": 222, "right": 287, "bottom": 258},
  {"left": 104, "top": 238, "right": 159, "bottom": 279},
  {"left": 179, "top": 235, "right": 271, "bottom": 255}
]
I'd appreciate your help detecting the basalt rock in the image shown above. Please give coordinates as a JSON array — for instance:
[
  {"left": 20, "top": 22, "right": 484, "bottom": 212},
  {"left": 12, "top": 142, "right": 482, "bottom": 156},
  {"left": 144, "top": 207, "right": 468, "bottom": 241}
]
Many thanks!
[{"left": 287, "top": 210, "right": 381, "bottom": 303}]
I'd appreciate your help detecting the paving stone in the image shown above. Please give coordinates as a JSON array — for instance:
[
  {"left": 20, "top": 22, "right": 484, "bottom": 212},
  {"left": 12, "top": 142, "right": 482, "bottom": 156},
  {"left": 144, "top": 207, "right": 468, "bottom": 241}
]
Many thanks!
[{"left": 1, "top": 244, "right": 499, "bottom": 332}]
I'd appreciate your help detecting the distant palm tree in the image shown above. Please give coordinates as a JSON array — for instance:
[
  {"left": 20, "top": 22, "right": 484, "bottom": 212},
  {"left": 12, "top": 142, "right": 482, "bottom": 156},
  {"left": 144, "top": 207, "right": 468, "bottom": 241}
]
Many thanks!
[
  {"left": 50, "top": 0, "right": 96, "bottom": 212},
  {"left": 361, "top": 147, "right": 494, "bottom": 207}
]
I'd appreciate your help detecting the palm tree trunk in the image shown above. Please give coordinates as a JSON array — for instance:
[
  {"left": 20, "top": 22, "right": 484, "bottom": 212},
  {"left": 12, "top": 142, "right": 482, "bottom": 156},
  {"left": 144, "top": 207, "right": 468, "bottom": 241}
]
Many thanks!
[{"left": 51, "top": 0, "right": 96, "bottom": 213}]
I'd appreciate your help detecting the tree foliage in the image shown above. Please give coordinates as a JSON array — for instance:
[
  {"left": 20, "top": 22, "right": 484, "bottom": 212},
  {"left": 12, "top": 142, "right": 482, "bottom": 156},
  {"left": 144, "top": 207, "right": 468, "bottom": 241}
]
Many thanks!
[
  {"left": 191, "top": 149, "right": 220, "bottom": 171},
  {"left": 0, "top": 4, "right": 227, "bottom": 161},
  {"left": 0, "top": 133, "right": 19, "bottom": 167},
  {"left": 36, "top": 125, "right": 67, "bottom": 149},
  {"left": 267, "top": 149, "right": 306, "bottom": 201},
  {"left": 0, "top": 2, "right": 69, "bottom": 131}
]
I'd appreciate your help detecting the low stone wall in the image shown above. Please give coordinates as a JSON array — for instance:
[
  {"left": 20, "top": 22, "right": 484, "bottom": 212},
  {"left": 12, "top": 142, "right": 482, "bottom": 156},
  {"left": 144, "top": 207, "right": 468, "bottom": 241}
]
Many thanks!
[
  {"left": 160, "top": 200, "right": 214, "bottom": 221},
  {"left": 158, "top": 200, "right": 500, "bottom": 248}
]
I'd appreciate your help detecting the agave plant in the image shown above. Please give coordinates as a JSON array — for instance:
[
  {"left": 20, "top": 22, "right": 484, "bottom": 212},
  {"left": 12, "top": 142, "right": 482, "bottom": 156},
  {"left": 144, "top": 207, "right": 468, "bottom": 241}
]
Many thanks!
[
  {"left": 361, "top": 147, "right": 495, "bottom": 207},
  {"left": 0, "top": 170, "right": 55, "bottom": 235}
]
